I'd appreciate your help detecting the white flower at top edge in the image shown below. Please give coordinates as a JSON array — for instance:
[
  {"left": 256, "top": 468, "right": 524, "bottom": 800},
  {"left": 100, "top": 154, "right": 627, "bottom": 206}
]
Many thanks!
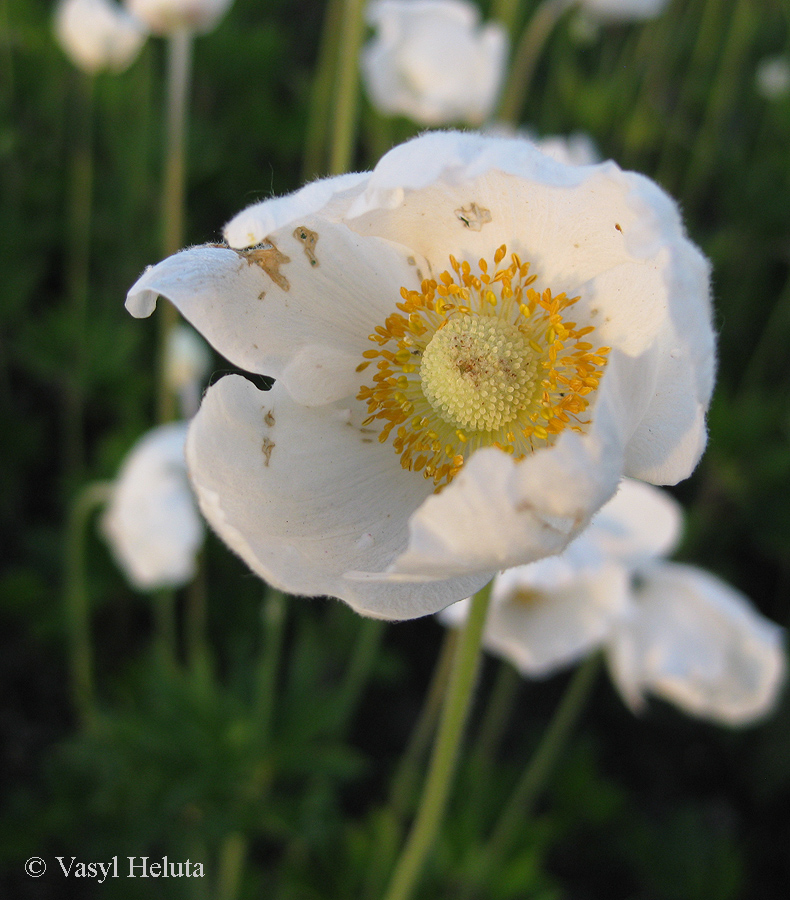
[
  {"left": 55, "top": 0, "right": 148, "bottom": 75},
  {"left": 125, "top": 0, "right": 233, "bottom": 35},
  {"left": 126, "top": 130, "right": 715, "bottom": 621},
  {"left": 101, "top": 422, "right": 205, "bottom": 590},
  {"left": 361, "top": 0, "right": 508, "bottom": 126},
  {"left": 440, "top": 480, "right": 786, "bottom": 726}
]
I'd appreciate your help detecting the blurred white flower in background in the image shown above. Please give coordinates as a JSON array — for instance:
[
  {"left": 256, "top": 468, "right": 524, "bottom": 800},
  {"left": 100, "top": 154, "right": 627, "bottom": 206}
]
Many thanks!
[
  {"left": 441, "top": 480, "right": 786, "bottom": 725},
  {"left": 361, "top": 0, "right": 509, "bottom": 126},
  {"left": 125, "top": 0, "right": 233, "bottom": 35},
  {"left": 164, "top": 324, "right": 213, "bottom": 417},
  {"left": 101, "top": 422, "right": 205, "bottom": 591},
  {"left": 755, "top": 56, "right": 790, "bottom": 100},
  {"left": 55, "top": 0, "right": 148, "bottom": 75},
  {"left": 126, "top": 130, "right": 715, "bottom": 620}
]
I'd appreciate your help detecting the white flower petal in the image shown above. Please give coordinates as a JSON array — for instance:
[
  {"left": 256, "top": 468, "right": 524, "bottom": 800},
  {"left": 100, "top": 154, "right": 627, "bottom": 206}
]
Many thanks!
[
  {"left": 101, "top": 422, "right": 204, "bottom": 590},
  {"left": 126, "top": 223, "right": 422, "bottom": 404},
  {"left": 55, "top": 0, "right": 147, "bottom": 75},
  {"left": 223, "top": 173, "right": 369, "bottom": 249},
  {"left": 125, "top": 0, "right": 232, "bottom": 34},
  {"left": 440, "top": 562, "right": 630, "bottom": 676},
  {"left": 362, "top": 0, "right": 508, "bottom": 126},
  {"left": 186, "top": 375, "right": 488, "bottom": 619},
  {"left": 607, "top": 562, "right": 787, "bottom": 725},
  {"left": 586, "top": 478, "right": 682, "bottom": 567}
]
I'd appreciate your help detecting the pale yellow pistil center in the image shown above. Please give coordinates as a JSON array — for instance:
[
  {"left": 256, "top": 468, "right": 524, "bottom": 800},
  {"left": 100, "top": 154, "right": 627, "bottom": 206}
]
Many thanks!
[{"left": 420, "top": 314, "right": 538, "bottom": 433}]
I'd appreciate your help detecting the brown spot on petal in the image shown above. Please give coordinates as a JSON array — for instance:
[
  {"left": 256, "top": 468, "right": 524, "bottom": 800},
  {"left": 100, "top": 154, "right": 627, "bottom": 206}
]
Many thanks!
[
  {"left": 264, "top": 409, "right": 275, "bottom": 427},
  {"left": 236, "top": 241, "right": 291, "bottom": 291},
  {"left": 615, "top": 223, "right": 623, "bottom": 233},
  {"left": 294, "top": 225, "right": 319, "bottom": 266},
  {"left": 454, "top": 202, "right": 492, "bottom": 231},
  {"left": 261, "top": 437, "right": 275, "bottom": 466}
]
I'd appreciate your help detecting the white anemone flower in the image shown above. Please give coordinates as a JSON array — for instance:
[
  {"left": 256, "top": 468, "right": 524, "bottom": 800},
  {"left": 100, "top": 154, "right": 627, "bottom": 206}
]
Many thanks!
[
  {"left": 441, "top": 480, "right": 786, "bottom": 725},
  {"left": 362, "top": 0, "right": 508, "bottom": 126},
  {"left": 125, "top": 0, "right": 233, "bottom": 35},
  {"left": 101, "top": 422, "right": 205, "bottom": 590},
  {"left": 126, "top": 130, "right": 715, "bottom": 620},
  {"left": 55, "top": 0, "right": 148, "bottom": 75}
]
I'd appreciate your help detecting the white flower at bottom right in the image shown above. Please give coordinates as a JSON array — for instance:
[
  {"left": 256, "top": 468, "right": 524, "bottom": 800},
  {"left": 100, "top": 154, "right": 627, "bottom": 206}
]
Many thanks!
[
  {"left": 608, "top": 561, "right": 786, "bottom": 725},
  {"left": 439, "top": 479, "right": 786, "bottom": 726}
]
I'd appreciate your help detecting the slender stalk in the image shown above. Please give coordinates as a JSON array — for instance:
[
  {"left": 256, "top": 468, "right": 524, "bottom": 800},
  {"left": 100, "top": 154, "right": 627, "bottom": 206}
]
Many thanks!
[
  {"left": 382, "top": 581, "right": 493, "bottom": 900},
  {"left": 492, "top": 0, "right": 524, "bottom": 39},
  {"left": 216, "top": 831, "right": 247, "bottom": 900},
  {"left": 388, "top": 627, "right": 458, "bottom": 819},
  {"left": 336, "top": 616, "right": 386, "bottom": 731},
  {"left": 64, "top": 480, "right": 114, "bottom": 727},
  {"left": 465, "top": 661, "right": 521, "bottom": 791},
  {"left": 185, "top": 549, "right": 209, "bottom": 674},
  {"left": 302, "top": 0, "right": 345, "bottom": 179},
  {"left": 157, "top": 28, "right": 193, "bottom": 424},
  {"left": 63, "top": 74, "right": 96, "bottom": 485},
  {"left": 497, "top": 0, "right": 572, "bottom": 125},
  {"left": 153, "top": 588, "right": 178, "bottom": 665},
  {"left": 461, "top": 654, "right": 601, "bottom": 897},
  {"left": 363, "top": 627, "right": 458, "bottom": 900},
  {"left": 254, "top": 589, "right": 287, "bottom": 741},
  {"left": 328, "top": 0, "right": 367, "bottom": 175}
]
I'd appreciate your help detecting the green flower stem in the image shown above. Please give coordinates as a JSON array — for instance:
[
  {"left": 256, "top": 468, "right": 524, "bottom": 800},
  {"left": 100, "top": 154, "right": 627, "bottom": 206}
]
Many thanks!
[
  {"left": 363, "top": 628, "right": 458, "bottom": 900},
  {"left": 328, "top": 0, "right": 367, "bottom": 175},
  {"left": 497, "top": 0, "right": 572, "bottom": 125},
  {"left": 382, "top": 581, "right": 493, "bottom": 900},
  {"left": 465, "top": 661, "right": 521, "bottom": 791},
  {"left": 63, "top": 73, "right": 96, "bottom": 486},
  {"left": 388, "top": 627, "right": 458, "bottom": 820},
  {"left": 215, "top": 831, "right": 247, "bottom": 900},
  {"left": 157, "top": 28, "right": 193, "bottom": 424},
  {"left": 681, "top": 0, "right": 753, "bottom": 200},
  {"left": 462, "top": 653, "right": 601, "bottom": 897},
  {"left": 492, "top": 0, "right": 524, "bottom": 38},
  {"left": 185, "top": 550, "right": 209, "bottom": 675},
  {"left": 302, "top": 0, "right": 345, "bottom": 179},
  {"left": 64, "top": 480, "right": 113, "bottom": 727},
  {"left": 336, "top": 616, "right": 386, "bottom": 731},
  {"left": 253, "top": 589, "right": 286, "bottom": 741},
  {"left": 153, "top": 588, "right": 178, "bottom": 665}
]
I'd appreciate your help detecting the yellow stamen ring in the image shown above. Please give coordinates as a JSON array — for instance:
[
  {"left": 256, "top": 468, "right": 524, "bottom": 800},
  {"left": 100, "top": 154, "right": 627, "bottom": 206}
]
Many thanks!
[{"left": 357, "top": 245, "right": 610, "bottom": 488}]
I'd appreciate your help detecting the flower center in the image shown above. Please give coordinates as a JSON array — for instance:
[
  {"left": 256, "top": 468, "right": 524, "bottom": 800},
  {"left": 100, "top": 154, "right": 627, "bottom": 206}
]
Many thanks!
[
  {"left": 356, "top": 245, "right": 610, "bottom": 488},
  {"left": 420, "top": 314, "right": 539, "bottom": 432}
]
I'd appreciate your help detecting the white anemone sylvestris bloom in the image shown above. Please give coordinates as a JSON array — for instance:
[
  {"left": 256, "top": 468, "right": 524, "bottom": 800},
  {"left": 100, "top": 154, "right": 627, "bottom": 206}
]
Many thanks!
[
  {"left": 362, "top": 0, "right": 508, "bottom": 126},
  {"left": 101, "top": 422, "right": 205, "bottom": 591},
  {"left": 126, "top": 130, "right": 715, "bottom": 621},
  {"left": 441, "top": 480, "right": 786, "bottom": 725},
  {"left": 55, "top": 0, "right": 148, "bottom": 75},
  {"left": 125, "top": 0, "right": 232, "bottom": 35}
]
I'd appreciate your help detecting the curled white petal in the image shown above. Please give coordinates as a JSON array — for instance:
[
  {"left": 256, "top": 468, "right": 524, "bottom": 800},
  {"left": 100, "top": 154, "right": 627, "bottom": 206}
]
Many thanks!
[
  {"left": 101, "top": 422, "right": 204, "bottom": 590},
  {"left": 607, "top": 562, "right": 787, "bottom": 725},
  {"left": 55, "top": 0, "right": 147, "bottom": 75},
  {"left": 362, "top": 0, "right": 508, "bottom": 126},
  {"left": 186, "top": 376, "right": 489, "bottom": 619}
]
